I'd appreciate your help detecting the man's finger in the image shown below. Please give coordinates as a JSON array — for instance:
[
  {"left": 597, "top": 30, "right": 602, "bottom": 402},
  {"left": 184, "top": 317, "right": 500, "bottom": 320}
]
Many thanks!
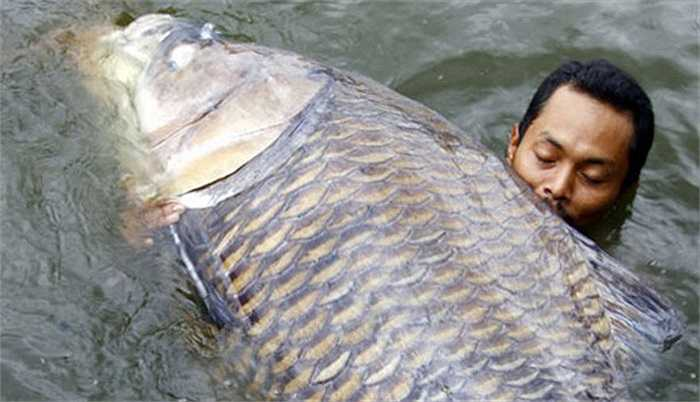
[
  {"left": 120, "top": 200, "right": 186, "bottom": 248},
  {"left": 163, "top": 211, "right": 181, "bottom": 225},
  {"left": 141, "top": 201, "right": 183, "bottom": 227},
  {"left": 160, "top": 202, "right": 185, "bottom": 218}
]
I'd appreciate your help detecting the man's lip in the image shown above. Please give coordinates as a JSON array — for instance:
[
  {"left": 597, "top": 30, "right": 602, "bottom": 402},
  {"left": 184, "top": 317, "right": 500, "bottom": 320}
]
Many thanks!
[{"left": 543, "top": 198, "right": 572, "bottom": 222}]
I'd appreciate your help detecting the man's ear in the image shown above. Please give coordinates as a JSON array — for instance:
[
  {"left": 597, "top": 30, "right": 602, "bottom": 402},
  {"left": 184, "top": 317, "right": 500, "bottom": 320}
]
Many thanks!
[{"left": 506, "top": 123, "right": 520, "bottom": 165}]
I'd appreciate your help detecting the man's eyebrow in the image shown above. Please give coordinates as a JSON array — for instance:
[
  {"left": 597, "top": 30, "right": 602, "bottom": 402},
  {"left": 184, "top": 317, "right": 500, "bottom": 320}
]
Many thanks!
[
  {"left": 539, "top": 131, "right": 563, "bottom": 150},
  {"left": 583, "top": 157, "right": 613, "bottom": 166}
]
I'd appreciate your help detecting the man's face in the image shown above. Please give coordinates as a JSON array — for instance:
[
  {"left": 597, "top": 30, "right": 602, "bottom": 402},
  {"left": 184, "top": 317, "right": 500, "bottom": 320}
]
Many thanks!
[{"left": 507, "top": 85, "right": 634, "bottom": 227}]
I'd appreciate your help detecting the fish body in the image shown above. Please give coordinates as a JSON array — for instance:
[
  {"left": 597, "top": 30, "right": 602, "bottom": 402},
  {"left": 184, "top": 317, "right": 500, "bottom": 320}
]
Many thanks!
[{"left": 81, "top": 14, "right": 682, "bottom": 401}]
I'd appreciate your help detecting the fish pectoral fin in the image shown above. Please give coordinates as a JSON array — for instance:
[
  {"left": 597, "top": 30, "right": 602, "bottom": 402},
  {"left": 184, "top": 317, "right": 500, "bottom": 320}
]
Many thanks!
[{"left": 170, "top": 210, "right": 241, "bottom": 328}]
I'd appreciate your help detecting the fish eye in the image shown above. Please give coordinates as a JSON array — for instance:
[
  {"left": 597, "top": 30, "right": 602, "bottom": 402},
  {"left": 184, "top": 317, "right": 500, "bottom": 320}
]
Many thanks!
[{"left": 168, "top": 43, "right": 196, "bottom": 70}]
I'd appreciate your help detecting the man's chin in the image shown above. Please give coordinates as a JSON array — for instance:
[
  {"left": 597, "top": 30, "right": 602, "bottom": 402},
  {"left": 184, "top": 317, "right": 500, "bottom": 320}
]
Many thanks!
[
  {"left": 561, "top": 214, "right": 580, "bottom": 228},
  {"left": 560, "top": 210, "right": 599, "bottom": 230}
]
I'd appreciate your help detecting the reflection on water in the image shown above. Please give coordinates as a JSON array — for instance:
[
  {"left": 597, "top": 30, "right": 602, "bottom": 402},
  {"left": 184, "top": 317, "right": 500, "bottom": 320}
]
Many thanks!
[{"left": 1, "top": 1, "right": 697, "bottom": 401}]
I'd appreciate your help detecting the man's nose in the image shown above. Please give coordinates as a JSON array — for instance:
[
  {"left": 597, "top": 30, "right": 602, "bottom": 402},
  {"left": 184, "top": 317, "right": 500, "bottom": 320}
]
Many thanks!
[{"left": 544, "top": 168, "right": 574, "bottom": 201}]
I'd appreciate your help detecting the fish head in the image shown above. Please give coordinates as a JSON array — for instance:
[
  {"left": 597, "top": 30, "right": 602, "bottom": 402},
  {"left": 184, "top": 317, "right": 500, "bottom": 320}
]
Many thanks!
[{"left": 83, "top": 14, "right": 327, "bottom": 204}]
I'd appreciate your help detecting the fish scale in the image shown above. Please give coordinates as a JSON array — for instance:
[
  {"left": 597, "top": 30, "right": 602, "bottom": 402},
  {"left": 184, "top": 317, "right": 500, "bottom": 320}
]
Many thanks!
[
  {"left": 81, "top": 14, "right": 683, "bottom": 401},
  {"left": 169, "top": 71, "right": 632, "bottom": 400}
]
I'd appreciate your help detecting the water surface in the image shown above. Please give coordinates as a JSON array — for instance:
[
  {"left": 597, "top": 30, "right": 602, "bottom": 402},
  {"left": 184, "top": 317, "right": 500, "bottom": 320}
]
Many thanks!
[{"left": 2, "top": 1, "right": 698, "bottom": 400}]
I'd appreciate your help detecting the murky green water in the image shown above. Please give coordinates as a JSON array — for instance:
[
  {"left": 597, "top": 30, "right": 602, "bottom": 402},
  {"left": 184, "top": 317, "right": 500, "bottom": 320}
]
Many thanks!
[{"left": 1, "top": 1, "right": 697, "bottom": 400}]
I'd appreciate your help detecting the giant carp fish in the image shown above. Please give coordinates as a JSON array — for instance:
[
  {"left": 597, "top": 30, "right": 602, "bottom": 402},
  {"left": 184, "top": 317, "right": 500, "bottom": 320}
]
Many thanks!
[{"left": 75, "top": 14, "right": 683, "bottom": 401}]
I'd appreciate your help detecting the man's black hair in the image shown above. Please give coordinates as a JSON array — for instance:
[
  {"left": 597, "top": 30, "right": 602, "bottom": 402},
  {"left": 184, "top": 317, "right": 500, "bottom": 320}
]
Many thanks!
[{"left": 518, "top": 59, "right": 654, "bottom": 187}]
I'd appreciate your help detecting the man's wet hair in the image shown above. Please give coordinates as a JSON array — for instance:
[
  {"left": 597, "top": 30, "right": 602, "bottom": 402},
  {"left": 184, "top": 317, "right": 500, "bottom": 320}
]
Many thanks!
[{"left": 518, "top": 59, "right": 654, "bottom": 187}]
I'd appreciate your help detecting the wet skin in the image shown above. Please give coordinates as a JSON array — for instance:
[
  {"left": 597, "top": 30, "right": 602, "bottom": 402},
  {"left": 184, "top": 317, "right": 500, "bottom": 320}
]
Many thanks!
[
  {"left": 121, "top": 199, "right": 184, "bottom": 247},
  {"left": 507, "top": 84, "right": 634, "bottom": 227}
]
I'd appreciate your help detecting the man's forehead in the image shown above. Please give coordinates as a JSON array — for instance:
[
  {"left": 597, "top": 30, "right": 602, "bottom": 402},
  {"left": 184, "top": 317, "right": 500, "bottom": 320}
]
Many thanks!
[{"left": 542, "top": 85, "right": 631, "bottom": 118}]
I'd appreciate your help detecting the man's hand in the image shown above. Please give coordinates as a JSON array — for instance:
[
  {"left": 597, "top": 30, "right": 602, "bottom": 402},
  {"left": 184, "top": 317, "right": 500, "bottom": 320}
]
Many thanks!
[{"left": 120, "top": 199, "right": 185, "bottom": 247}]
